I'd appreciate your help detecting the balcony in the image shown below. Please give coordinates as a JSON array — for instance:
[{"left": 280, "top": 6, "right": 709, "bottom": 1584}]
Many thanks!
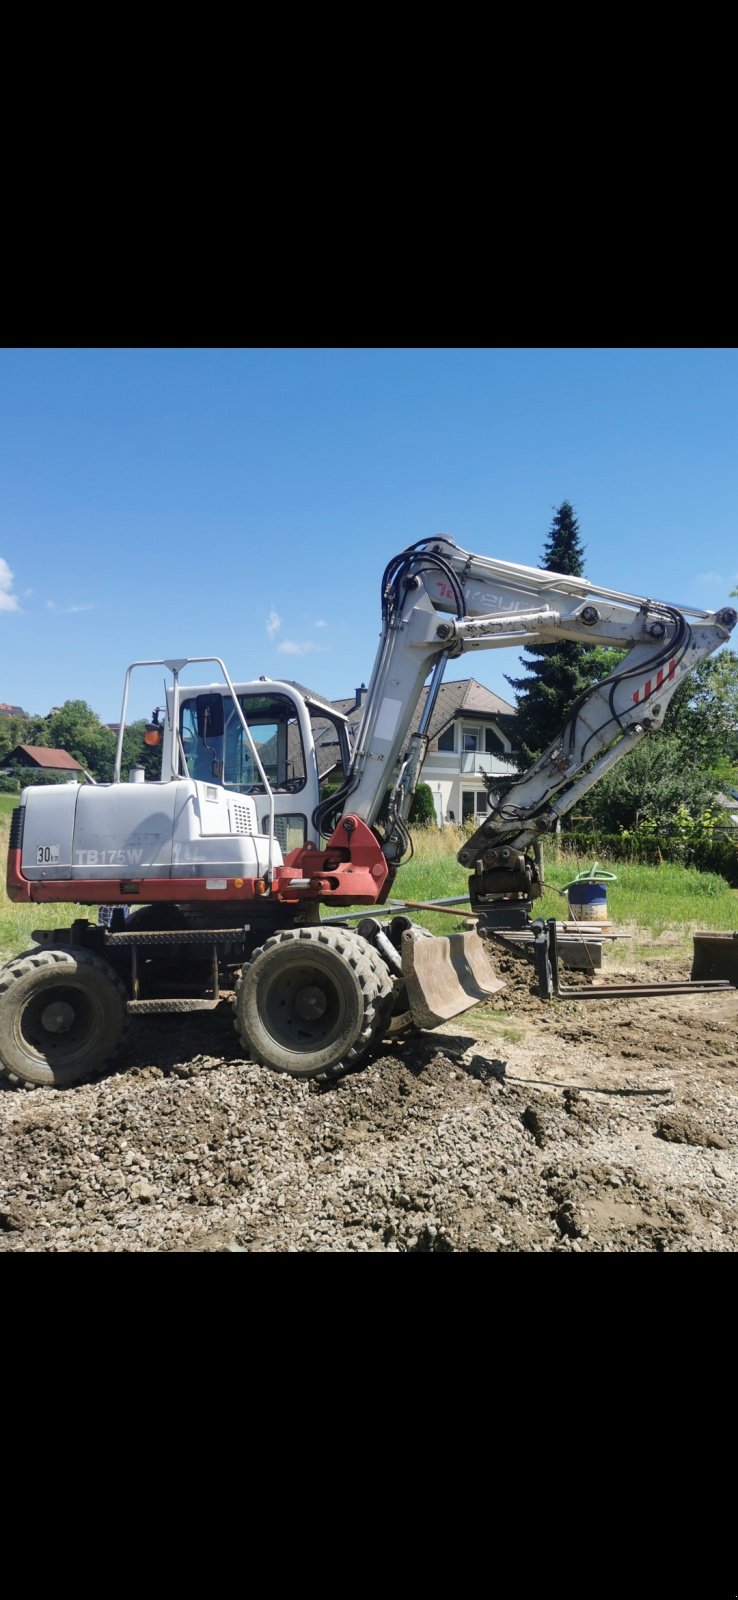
[{"left": 460, "top": 751, "right": 515, "bottom": 777}]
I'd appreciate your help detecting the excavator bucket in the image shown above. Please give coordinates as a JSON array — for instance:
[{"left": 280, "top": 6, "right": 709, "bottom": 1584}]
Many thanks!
[
  {"left": 401, "top": 928, "right": 505, "bottom": 1030},
  {"left": 691, "top": 931, "right": 738, "bottom": 985}
]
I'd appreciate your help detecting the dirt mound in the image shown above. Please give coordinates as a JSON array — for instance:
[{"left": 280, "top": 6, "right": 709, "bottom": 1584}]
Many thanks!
[{"left": 1, "top": 948, "right": 737, "bottom": 1252}]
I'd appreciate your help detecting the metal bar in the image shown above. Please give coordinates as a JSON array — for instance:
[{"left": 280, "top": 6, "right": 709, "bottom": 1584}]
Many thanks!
[
  {"left": 114, "top": 667, "right": 133, "bottom": 783},
  {"left": 417, "top": 653, "right": 449, "bottom": 738},
  {"left": 393, "top": 900, "right": 476, "bottom": 918},
  {"left": 556, "top": 981, "right": 732, "bottom": 999},
  {"left": 320, "top": 896, "right": 473, "bottom": 925}
]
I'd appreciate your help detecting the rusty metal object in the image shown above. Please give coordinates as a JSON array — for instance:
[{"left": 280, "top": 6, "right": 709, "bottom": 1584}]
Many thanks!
[
  {"left": 691, "top": 931, "right": 738, "bottom": 984},
  {"left": 401, "top": 928, "right": 504, "bottom": 1029},
  {"left": 536, "top": 919, "right": 735, "bottom": 1000}
]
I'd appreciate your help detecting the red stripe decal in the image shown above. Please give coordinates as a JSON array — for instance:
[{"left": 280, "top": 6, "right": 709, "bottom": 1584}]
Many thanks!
[
  {"left": 657, "top": 668, "right": 664, "bottom": 687},
  {"left": 669, "top": 658, "right": 676, "bottom": 679},
  {"left": 633, "top": 689, "right": 640, "bottom": 704},
  {"left": 644, "top": 679, "right": 652, "bottom": 699}
]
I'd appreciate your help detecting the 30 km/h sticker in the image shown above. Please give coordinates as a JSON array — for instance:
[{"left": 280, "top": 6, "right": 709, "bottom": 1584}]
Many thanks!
[{"left": 36, "top": 845, "right": 60, "bottom": 864}]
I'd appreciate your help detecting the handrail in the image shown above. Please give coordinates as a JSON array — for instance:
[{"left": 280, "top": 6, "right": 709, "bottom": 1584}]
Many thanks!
[{"left": 112, "top": 656, "right": 277, "bottom": 881}]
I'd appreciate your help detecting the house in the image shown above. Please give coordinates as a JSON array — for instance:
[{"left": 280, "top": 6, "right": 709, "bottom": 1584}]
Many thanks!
[
  {"left": 0, "top": 702, "right": 27, "bottom": 717},
  {"left": 1, "top": 745, "right": 85, "bottom": 777},
  {"left": 316, "top": 678, "right": 518, "bottom": 827},
  {"left": 716, "top": 789, "right": 738, "bottom": 827}
]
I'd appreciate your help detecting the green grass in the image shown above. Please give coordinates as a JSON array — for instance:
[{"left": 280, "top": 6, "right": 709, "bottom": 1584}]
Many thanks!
[
  {"left": 537, "top": 856, "right": 738, "bottom": 935},
  {"left": 383, "top": 828, "right": 738, "bottom": 942},
  {"left": 0, "top": 814, "right": 93, "bottom": 962}
]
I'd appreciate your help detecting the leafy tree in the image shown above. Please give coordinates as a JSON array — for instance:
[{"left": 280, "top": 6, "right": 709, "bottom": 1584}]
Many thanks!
[
  {"left": 661, "top": 650, "right": 738, "bottom": 777},
  {"left": 568, "top": 649, "right": 738, "bottom": 841},
  {"left": 42, "top": 700, "right": 117, "bottom": 781},
  {"left": 578, "top": 737, "right": 719, "bottom": 834},
  {"left": 0, "top": 712, "right": 47, "bottom": 763},
  {"left": 120, "top": 721, "right": 164, "bottom": 781}
]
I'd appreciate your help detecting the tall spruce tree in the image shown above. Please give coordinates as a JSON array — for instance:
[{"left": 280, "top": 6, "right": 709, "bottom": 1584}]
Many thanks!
[{"left": 505, "top": 501, "right": 599, "bottom": 767}]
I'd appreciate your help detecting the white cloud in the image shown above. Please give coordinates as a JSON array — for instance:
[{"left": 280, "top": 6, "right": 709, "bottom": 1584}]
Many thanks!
[
  {"left": 314, "top": 618, "right": 327, "bottom": 628},
  {"left": 695, "top": 571, "right": 724, "bottom": 586},
  {"left": 45, "top": 599, "right": 95, "bottom": 614},
  {"left": 266, "top": 608, "right": 281, "bottom": 638},
  {"left": 277, "top": 639, "right": 328, "bottom": 657},
  {"left": 0, "top": 558, "right": 20, "bottom": 612}
]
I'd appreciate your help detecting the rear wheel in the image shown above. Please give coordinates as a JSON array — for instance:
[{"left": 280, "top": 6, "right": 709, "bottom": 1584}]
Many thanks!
[
  {"left": 0, "top": 948, "right": 128, "bottom": 1088},
  {"left": 233, "top": 926, "right": 389, "bottom": 1081}
]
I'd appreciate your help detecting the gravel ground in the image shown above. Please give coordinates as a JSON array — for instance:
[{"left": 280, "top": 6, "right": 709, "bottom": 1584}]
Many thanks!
[{"left": 2, "top": 946, "right": 737, "bottom": 1252}]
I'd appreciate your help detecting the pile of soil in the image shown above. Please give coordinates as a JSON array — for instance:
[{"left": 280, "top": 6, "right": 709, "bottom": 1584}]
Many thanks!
[{"left": 2, "top": 946, "right": 737, "bottom": 1252}]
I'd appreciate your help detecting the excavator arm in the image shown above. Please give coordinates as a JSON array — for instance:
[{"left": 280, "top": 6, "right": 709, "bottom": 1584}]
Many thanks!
[{"left": 317, "top": 536, "right": 737, "bottom": 907}]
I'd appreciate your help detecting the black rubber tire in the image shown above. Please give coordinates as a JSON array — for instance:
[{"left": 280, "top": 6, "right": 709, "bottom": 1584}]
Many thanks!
[
  {"left": 362, "top": 945, "right": 396, "bottom": 1047},
  {"left": 233, "top": 927, "right": 388, "bottom": 1081},
  {"left": 0, "top": 948, "right": 128, "bottom": 1089}
]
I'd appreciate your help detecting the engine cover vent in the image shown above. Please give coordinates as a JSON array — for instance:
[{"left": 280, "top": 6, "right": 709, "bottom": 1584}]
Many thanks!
[{"left": 230, "top": 801, "right": 255, "bottom": 835}]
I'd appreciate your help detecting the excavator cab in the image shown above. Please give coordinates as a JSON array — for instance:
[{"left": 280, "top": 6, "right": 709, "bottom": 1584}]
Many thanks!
[{"left": 169, "top": 677, "right": 353, "bottom": 853}]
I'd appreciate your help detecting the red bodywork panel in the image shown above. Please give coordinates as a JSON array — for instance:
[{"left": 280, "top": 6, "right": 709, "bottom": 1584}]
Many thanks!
[{"left": 7, "top": 816, "right": 393, "bottom": 909}]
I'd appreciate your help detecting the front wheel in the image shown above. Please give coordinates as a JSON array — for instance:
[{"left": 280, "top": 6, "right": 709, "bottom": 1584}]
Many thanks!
[
  {"left": 233, "top": 927, "right": 389, "bottom": 1081},
  {"left": 0, "top": 948, "right": 128, "bottom": 1088}
]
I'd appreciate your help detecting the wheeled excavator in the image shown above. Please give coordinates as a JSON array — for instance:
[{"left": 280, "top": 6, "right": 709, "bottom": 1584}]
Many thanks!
[{"left": 2, "top": 536, "right": 736, "bottom": 1087}]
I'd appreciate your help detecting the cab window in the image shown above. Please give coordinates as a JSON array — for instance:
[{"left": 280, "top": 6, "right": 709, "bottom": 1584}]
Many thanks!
[{"left": 180, "top": 692, "right": 306, "bottom": 792}]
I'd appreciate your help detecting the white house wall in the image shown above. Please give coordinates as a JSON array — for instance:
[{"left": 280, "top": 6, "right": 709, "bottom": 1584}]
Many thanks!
[{"left": 422, "top": 717, "right": 517, "bottom": 825}]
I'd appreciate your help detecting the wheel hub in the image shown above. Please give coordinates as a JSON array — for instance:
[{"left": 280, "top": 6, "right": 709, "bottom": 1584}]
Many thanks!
[
  {"left": 40, "top": 1000, "right": 76, "bottom": 1034},
  {"left": 294, "top": 984, "right": 328, "bottom": 1021}
]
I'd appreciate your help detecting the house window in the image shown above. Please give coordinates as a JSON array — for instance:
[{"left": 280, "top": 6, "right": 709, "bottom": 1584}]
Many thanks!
[
  {"left": 485, "top": 727, "right": 504, "bottom": 755},
  {"left": 463, "top": 790, "right": 488, "bottom": 822},
  {"left": 437, "top": 725, "right": 454, "bottom": 752},
  {"left": 463, "top": 731, "right": 478, "bottom": 752}
]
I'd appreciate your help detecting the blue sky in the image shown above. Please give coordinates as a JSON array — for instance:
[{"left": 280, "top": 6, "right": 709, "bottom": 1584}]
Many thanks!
[{"left": 1, "top": 347, "right": 737, "bottom": 723}]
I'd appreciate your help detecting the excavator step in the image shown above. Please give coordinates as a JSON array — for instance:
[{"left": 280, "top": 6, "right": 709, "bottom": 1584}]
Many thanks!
[
  {"left": 127, "top": 998, "right": 222, "bottom": 1013},
  {"left": 106, "top": 928, "right": 245, "bottom": 947}
]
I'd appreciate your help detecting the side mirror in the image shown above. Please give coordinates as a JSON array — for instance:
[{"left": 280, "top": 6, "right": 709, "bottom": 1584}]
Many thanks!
[{"left": 195, "top": 693, "right": 224, "bottom": 739}]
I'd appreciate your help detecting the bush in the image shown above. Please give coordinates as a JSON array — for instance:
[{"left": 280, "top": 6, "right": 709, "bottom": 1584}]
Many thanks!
[
  {"left": 6, "top": 767, "right": 78, "bottom": 789},
  {"left": 409, "top": 783, "right": 437, "bottom": 827},
  {"left": 562, "top": 805, "right": 738, "bottom": 884},
  {"left": 0, "top": 775, "right": 19, "bottom": 794}
]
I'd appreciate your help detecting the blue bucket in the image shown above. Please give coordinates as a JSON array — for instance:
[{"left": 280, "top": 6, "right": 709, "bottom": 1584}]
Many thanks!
[{"left": 567, "top": 880, "right": 609, "bottom": 922}]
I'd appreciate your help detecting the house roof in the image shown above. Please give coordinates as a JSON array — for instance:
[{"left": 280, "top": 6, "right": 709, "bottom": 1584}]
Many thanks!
[
  {"left": 334, "top": 678, "right": 514, "bottom": 740},
  {"left": 8, "top": 745, "right": 84, "bottom": 771},
  {"left": 422, "top": 678, "right": 516, "bottom": 737},
  {"left": 0, "top": 703, "right": 27, "bottom": 717},
  {"left": 310, "top": 678, "right": 517, "bottom": 779}
]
